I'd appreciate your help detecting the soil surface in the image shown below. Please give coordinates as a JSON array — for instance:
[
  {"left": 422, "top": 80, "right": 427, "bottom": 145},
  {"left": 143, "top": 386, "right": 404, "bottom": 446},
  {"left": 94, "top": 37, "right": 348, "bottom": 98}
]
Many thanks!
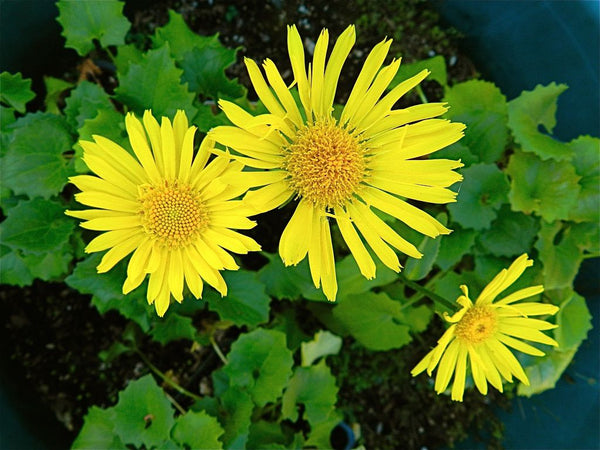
[{"left": 0, "top": 1, "right": 506, "bottom": 449}]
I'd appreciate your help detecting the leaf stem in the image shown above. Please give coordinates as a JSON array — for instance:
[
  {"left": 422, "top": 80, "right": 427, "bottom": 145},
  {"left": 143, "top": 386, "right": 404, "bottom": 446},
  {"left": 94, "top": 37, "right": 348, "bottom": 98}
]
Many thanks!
[
  {"left": 211, "top": 336, "right": 228, "bottom": 365},
  {"left": 397, "top": 274, "right": 456, "bottom": 311},
  {"left": 134, "top": 349, "right": 203, "bottom": 402}
]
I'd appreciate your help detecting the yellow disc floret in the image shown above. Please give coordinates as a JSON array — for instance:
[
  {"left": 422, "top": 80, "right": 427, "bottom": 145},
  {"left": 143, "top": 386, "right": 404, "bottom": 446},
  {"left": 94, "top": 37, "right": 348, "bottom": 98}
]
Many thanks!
[
  {"left": 454, "top": 306, "right": 498, "bottom": 344},
  {"left": 283, "top": 120, "right": 366, "bottom": 208},
  {"left": 139, "top": 180, "right": 209, "bottom": 248}
]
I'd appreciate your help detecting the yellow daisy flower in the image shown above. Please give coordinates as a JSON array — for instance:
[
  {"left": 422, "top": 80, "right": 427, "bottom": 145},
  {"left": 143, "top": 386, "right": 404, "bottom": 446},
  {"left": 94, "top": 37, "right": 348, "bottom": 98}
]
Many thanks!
[
  {"left": 66, "top": 110, "right": 261, "bottom": 316},
  {"left": 411, "top": 254, "right": 560, "bottom": 401},
  {"left": 209, "top": 25, "right": 465, "bottom": 301}
]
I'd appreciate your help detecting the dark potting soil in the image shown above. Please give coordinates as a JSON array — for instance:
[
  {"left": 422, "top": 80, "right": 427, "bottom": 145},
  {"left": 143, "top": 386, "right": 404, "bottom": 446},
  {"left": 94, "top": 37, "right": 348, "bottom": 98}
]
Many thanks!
[{"left": 0, "top": 1, "right": 506, "bottom": 449}]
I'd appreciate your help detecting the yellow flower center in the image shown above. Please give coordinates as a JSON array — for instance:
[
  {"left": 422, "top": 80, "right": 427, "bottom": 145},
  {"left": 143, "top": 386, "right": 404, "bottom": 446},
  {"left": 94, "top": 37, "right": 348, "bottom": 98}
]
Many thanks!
[
  {"left": 455, "top": 306, "right": 498, "bottom": 344},
  {"left": 283, "top": 120, "right": 366, "bottom": 208},
  {"left": 139, "top": 181, "right": 209, "bottom": 247}
]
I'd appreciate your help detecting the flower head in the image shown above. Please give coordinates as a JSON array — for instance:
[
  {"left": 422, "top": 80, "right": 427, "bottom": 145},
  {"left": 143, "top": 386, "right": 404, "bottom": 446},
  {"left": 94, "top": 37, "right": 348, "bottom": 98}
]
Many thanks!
[
  {"left": 411, "top": 254, "right": 559, "bottom": 401},
  {"left": 67, "top": 110, "right": 260, "bottom": 316},
  {"left": 209, "top": 25, "right": 465, "bottom": 301}
]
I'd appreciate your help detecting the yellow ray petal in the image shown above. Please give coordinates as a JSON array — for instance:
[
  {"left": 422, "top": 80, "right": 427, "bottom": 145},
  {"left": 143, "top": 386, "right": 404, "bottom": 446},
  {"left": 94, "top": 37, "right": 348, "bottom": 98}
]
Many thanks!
[
  {"left": 244, "top": 57, "right": 286, "bottom": 117},
  {"left": 287, "top": 24, "right": 311, "bottom": 117},
  {"left": 69, "top": 174, "right": 137, "bottom": 199},
  {"left": 334, "top": 206, "right": 376, "bottom": 279},
  {"left": 80, "top": 216, "right": 141, "bottom": 231},
  {"left": 451, "top": 345, "right": 468, "bottom": 401},
  {"left": 244, "top": 181, "right": 294, "bottom": 214},
  {"left": 85, "top": 228, "right": 141, "bottom": 253},
  {"left": 262, "top": 59, "right": 304, "bottom": 127},
  {"left": 279, "top": 199, "right": 315, "bottom": 266},
  {"left": 321, "top": 25, "right": 355, "bottom": 116},
  {"left": 435, "top": 339, "right": 460, "bottom": 394},
  {"left": 168, "top": 247, "right": 184, "bottom": 302},
  {"left": 96, "top": 233, "right": 144, "bottom": 273},
  {"left": 75, "top": 191, "right": 139, "bottom": 213},
  {"left": 125, "top": 113, "right": 162, "bottom": 184}
]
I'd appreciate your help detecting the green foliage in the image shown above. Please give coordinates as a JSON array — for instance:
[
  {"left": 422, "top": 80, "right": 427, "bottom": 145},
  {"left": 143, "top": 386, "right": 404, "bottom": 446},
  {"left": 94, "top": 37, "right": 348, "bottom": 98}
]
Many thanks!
[
  {"left": 0, "top": 72, "right": 35, "bottom": 112},
  {"left": 301, "top": 330, "right": 343, "bottom": 366},
  {"left": 448, "top": 163, "right": 509, "bottom": 230},
  {"left": 172, "top": 410, "right": 225, "bottom": 449},
  {"left": 393, "top": 55, "right": 448, "bottom": 88},
  {"left": 569, "top": 136, "right": 600, "bottom": 223},
  {"left": 2, "top": 112, "right": 74, "bottom": 199},
  {"left": 444, "top": 80, "right": 508, "bottom": 163},
  {"left": 56, "top": 0, "right": 131, "bottom": 56}
]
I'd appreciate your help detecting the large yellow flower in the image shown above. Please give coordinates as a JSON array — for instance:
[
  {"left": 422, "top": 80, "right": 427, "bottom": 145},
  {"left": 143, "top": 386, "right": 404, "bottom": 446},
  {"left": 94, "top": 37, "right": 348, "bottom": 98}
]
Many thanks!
[
  {"left": 411, "top": 254, "right": 559, "bottom": 401},
  {"left": 67, "top": 110, "right": 260, "bottom": 316},
  {"left": 209, "top": 25, "right": 465, "bottom": 301}
]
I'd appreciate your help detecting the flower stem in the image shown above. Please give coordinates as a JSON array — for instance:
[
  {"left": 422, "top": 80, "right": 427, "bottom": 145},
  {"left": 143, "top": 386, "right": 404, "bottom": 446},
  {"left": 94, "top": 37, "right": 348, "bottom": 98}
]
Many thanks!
[
  {"left": 211, "top": 336, "right": 228, "bottom": 365},
  {"left": 397, "top": 274, "right": 456, "bottom": 311},
  {"left": 135, "top": 349, "right": 203, "bottom": 402}
]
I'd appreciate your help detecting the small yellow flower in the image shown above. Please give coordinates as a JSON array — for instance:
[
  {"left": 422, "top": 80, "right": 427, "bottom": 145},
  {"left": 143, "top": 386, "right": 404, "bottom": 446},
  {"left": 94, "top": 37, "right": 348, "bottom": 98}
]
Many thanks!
[
  {"left": 210, "top": 25, "right": 465, "bottom": 301},
  {"left": 411, "top": 254, "right": 559, "bottom": 401},
  {"left": 67, "top": 110, "right": 260, "bottom": 316}
]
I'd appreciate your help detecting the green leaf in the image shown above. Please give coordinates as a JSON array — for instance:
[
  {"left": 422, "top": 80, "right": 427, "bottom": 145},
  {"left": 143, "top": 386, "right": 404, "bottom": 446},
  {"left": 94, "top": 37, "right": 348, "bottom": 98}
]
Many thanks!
[
  {"left": 535, "top": 222, "right": 584, "bottom": 290},
  {"left": 74, "top": 108, "right": 127, "bottom": 173},
  {"left": 569, "top": 136, "right": 600, "bottom": 223},
  {"left": 43, "top": 76, "right": 74, "bottom": 114},
  {"left": 0, "top": 72, "right": 35, "bottom": 112},
  {"left": 115, "top": 45, "right": 197, "bottom": 119},
  {"left": 258, "top": 253, "right": 313, "bottom": 301},
  {"left": 477, "top": 205, "right": 539, "bottom": 257},
  {"left": 247, "top": 421, "right": 289, "bottom": 449},
  {"left": 2, "top": 112, "right": 74, "bottom": 199},
  {"left": 555, "top": 291, "right": 592, "bottom": 351},
  {"left": 270, "top": 306, "right": 312, "bottom": 351},
  {"left": 443, "top": 80, "right": 509, "bottom": 163},
  {"left": 66, "top": 254, "right": 152, "bottom": 331},
  {"left": 435, "top": 141, "right": 479, "bottom": 167},
  {"left": 153, "top": 11, "right": 243, "bottom": 100},
  {"left": 23, "top": 240, "right": 73, "bottom": 281},
  {"left": 392, "top": 55, "right": 447, "bottom": 88},
  {"left": 98, "top": 341, "right": 133, "bottom": 364},
  {"left": 56, "top": 0, "right": 131, "bottom": 56},
  {"left": 219, "top": 387, "right": 254, "bottom": 450},
  {"left": 436, "top": 226, "right": 477, "bottom": 271},
  {"left": 301, "top": 330, "right": 342, "bottom": 367},
  {"left": 113, "top": 44, "right": 145, "bottom": 76},
  {"left": 205, "top": 270, "right": 270, "bottom": 327},
  {"left": 150, "top": 313, "right": 197, "bottom": 345},
  {"left": 304, "top": 411, "right": 341, "bottom": 449},
  {"left": 64, "top": 80, "right": 114, "bottom": 129},
  {"left": 1, "top": 198, "right": 74, "bottom": 254},
  {"left": 193, "top": 103, "right": 233, "bottom": 132},
  {"left": 0, "top": 246, "right": 33, "bottom": 286},
  {"left": 517, "top": 347, "right": 577, "bottom": 397},
  {"left": 113, "top": 374, "right": 175, "bottom": 448},
  {"left": 172, "top": 411, "right": 224, "bottom": 450},
  {"left": 447, "top": 163, "right": 509, "bottom": 230},
  {"left": 72, "top": 406, "right": 125, "bottom": 449},
  {"left": 506, "top": 150, "right": 580, "bottom": 222},
  {"left": 281, "top": 361, "right": 338, "bottom": 426},
  {"left": 507, "top": 83, "right": 572, "bottom": 161},
  {"left": 404, "top": 213, "right": 446, "bottom": 280},
  {"left": 223, "top": 328, "right": 294, "bottom": 407},
  {"left": 332, "top": 292, "right": 412, "bottom": 350}
]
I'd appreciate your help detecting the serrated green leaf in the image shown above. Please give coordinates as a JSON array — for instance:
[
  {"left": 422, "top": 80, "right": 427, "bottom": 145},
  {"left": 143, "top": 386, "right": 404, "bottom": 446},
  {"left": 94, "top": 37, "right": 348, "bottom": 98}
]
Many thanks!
[
  {"left": 258, "top": 253, "right": 313, "bottom": 301},
  {"left": 0, "top": 245, "right": 33, "bottom": 286},
  {"left": 114, "top": 44, "right": 145, "bottom": 76},
  {"left": 72, "top": 406, "right": 125, "bottom": 449},
  {"left": 43, "top": 76, "right": 74, "bottom": 114},
  {"left": 508, "top": 83, "right": 572, "bottom": 161},
  {"left": 443, "top": 80, "right": 508, "bottom": 163},
  {"left": 247, "top": 421, "right": 289, "bottom": 449},
  {"left": 436, "top": 225, "right": 477, "bottom": 271},
  {"left": 434, "top": 142, "right": 479, "bottom": 166},
  {"left": 172, "top": 410, "right": 224, "bottom": 450},
  {"left": 448, "top": 163, "right": 509, "bottom": 230},
  {"left": 74, "top": 108, "right": 127, "bottom": 173},
  {"left": 301, "top": 330, "right": 342, "bottom": 367},
  {"left": 150, "top": 313, "right": 197, "bottom": 344},
  {"left": 152, "top": 10, "right": 213, "bottom": 60},
  {"left": 569, "top": 136, "right": 600, "bottom": 223},
  {"left": 23, "top": 239, "right": 73, "bottom": 281},
  {"left": 115, "top": 45, "right": 196, "bottom": 118},
  {"left": 281, "top": 361, "right": 338, "bottom": 426},
  {"left": 506, "top": 150, "right": 580, "bottom": 222},
  {"left": 477, "top": 205, "right": 539, "bottom": 257},
  {"left": 66, "top": 254, "right": 152, "bottom": 331},
  {"left": 180, "top": 47, "right": 245, "bottom": 99},
  {"left": 270, "top": 306, "right": 312, "bottom": 351},
  {"left": 193, "top": 103, "right": 233, "bottom": 132},
  {"left": 332, "top": 292, "right": 412, "bottom": 350},
  {"left": 205, "top": 270, "right": 270, "bottom": 327},
  {"left": 392, "top": 55, "right": 447, "bottom": 88},
  {"left": 517, "top": 347, "right": 577, "bottom": 397},
  {"left": 2, "top": 112, "right": 74, "bottom": 199},
  {"left": 535, "top": 222, "right": 585, "bottom": 291},
  {"left": 0, "top": 72, "right": 35, "bottom": 112},
  {"left": 1, "top": 198, "right": 74, "bottom": 254},
  {"left": 223, "top": 328, "right": 294, "bottom": 407},
  {"left": 64, "top": 80, "right": 114, "bottom": 129},
  {"left": 98, "top": 341, "right": 133, "bottom": 364},
  {"left": 56, "top": 0, "right": 131, "bottom": 56},
  {"left": 113, "top": 374, "right": 175, "bottom": 448},
  {"left": 555, "top": 291, "right": 592, "bottom": 351},
  {"left": 404, "top": 213, "right": 446, "bottom": 280},
  {"left": 220, "top": 387, "right": 254, "bottom": 450},
  {"left": 304, "top": 411, "right": 341, "bottom": 448}
]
